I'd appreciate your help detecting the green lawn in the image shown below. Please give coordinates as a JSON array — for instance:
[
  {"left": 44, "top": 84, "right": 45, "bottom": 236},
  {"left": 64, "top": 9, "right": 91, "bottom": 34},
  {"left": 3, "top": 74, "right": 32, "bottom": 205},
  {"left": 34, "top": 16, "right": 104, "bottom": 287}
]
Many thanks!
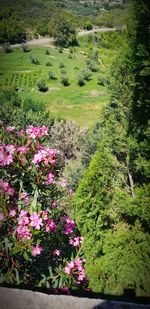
[{"left": 0, "top": 43, "right": 116, "bottom": 126}]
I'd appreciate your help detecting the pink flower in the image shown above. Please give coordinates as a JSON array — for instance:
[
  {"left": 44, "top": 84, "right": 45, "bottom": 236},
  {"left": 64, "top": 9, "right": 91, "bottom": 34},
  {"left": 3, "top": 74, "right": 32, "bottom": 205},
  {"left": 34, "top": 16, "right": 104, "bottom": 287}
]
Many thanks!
[
  {"left": 5, "top": 126, "right": 15, "bottom": 133},
  {"left": 31, "top": 244, "right": 43, "bottom": 257},
  {"left": 32, "top": 148, "right": 57, "bottom": 165},
  {"left": 0, "top": 213, "right": 4, "bottom": 221},
  {"left": 18, "top": 146, "right": 28, "bottom": 154},
  {"left": 40, "top": 210, "right": 48, "bottom": 221},
  {"left": 53, "top": 249, "right": 61, "bottom": 256},
  {"left": 0, "top": 144, "right": 15, "bottom": 166},
  {"left": 46, "top": 172, "right": 55, "bottom": 184},
  {"left": 19, "top": 192, "right": 30, "bottom": 203},
  {"left": 17, "top": 130, "right": 24, "bottom": 137},
  {"left": 16, "top": 225, "right": 32, "bottom": 240},
  {"left": 69, "top": 236, "right": 84, "bottom": 247},
  {"left": 59, "top": 179, "right": 67, "bottom": 188},
  {"left": 0, "top": 179, "right": 15, "bottom": 196},
  {"left": 9, "top": 209, "right": 16, "bottom": 217},
  {"left": 26, "top": 125, "right": 48, "bottom": 139},
  {"left": 64, "top": 261, "right": 75, "bottom": 274},
  {"left": 62, "top": 216, "right": 76, "bottom": 235},
  {"left": 45, "top": 219, "right": 56, "bottom": 232},
  {"left": 30, "top": 212, "right": 43, "bottom": 230},
  {"left": 51, "top": 201, "right": 57, "bottom": 209}
]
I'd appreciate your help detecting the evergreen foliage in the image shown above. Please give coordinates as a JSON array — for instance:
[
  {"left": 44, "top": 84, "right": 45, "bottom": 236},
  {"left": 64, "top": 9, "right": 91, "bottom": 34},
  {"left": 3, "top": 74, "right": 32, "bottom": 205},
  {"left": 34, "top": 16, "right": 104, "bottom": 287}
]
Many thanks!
[{"left": 74, "top": 0, "right": 150, "bottom": 297}]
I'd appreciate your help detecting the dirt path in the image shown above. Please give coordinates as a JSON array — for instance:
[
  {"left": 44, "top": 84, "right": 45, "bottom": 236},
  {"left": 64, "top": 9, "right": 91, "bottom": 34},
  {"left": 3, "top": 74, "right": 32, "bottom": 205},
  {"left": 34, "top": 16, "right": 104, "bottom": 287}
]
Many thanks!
[{"left": 0, "top": 27, "right": 117, "bottom": 50}]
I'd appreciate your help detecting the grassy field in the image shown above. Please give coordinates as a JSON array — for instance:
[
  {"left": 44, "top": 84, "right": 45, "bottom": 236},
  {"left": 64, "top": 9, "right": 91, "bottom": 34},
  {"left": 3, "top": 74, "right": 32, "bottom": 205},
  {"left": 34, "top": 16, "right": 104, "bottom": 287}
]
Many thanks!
[{"left": 0, "top": 40, "right": 116, "bottom": 126}]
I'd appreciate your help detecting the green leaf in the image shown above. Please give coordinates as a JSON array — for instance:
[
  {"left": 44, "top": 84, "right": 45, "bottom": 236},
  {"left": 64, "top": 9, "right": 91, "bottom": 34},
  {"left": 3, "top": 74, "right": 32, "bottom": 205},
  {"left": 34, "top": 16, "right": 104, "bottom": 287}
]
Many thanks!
[{"left": 23, "top": 251, "right": 30, "bottom": 261}]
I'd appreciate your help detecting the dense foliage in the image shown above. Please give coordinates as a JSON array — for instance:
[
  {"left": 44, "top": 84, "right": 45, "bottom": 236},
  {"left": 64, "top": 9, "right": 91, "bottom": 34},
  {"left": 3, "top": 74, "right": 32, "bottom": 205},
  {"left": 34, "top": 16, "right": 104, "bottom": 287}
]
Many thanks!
[
  {"left": 74, "top": 0, "right": 150, "bottom": 297},
  {"left": 0, "top": 123, "right": 87, "bottom": 289}
]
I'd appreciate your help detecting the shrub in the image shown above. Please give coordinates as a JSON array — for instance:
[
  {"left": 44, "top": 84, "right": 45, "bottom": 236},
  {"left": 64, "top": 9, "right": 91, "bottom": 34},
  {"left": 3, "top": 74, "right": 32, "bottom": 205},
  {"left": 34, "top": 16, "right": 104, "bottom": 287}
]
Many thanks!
[
  {"left": 77, "top": 75, "right": 85, "bottom": 87},
  {"left": 46, "top": 61, "right": 52, "bottom": 67},
  {"left": 61, "top": 75, "right": 70, "bottom": 86},
  {"left": 84, "top": 20, "right": 93, "bottom": 31},
  {"left": 37, "top": 80, "right": 48, "bottom": 92},
  {"left": 59, "top": 62, "right": 65, "bottom": 69},
  {"left": 45, "top": 49, "right": 50, "bottom": 55},
  {"left": 22, "top": 44, "right": 30, "bottom": 52},
  {"left": 97, "top": 76, "right": 107, "bottom": 86},
  {"left": 58, "top": 47, "right": 63, "bottom": 53},
  {"left": 31, "top": 56, "right": 40, "bottom": 65},
  {"left": 87, "top": 60, "right": 99, "bottom": 72},
  {"left": 81, "top": 68, "right": 92, "bottom": 81},
  {"left": 60, "top": 68, "right": 67, "bottom": 75},
  {"left": 0, "top": 124, "right": 87, "bottom": 289},
  {"left": 48, "top": 71, "right": 57, "bottom": 80},
  {"left": 3, "top": 42, "right": 12, "bottom": 53}
]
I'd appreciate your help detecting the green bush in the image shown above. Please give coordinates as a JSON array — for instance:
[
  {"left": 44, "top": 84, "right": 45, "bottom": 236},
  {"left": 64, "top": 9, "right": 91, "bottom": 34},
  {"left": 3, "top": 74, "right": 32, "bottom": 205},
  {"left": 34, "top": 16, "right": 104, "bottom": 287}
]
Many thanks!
[
  {"left": 37, "top": 80, "right": 48, "bottom": 92},
  {"left": 61, "top": 75, "right": 70, "bottom": 86},
  {"left": 48, "top": 71, "right": 57, "bottom": 80},
  {"left": 46, "top": 61, "right": 52, "bottom": 67},
  {"left": 22, "top": 44, "right": 30, "bottom": 52},
  {"left": 77, "top": 75, "right": 85, "bottom": 87},
  {"left": 3, "top": 42, "right": 12, "bottom": 53},
  {"left": 45, "top": 49, "right": 50, "bottom": 55}
]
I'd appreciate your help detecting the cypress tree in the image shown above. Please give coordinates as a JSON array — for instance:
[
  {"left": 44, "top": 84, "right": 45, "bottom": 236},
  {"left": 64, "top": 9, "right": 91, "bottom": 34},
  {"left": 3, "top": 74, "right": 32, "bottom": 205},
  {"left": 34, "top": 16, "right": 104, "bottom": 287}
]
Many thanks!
[{"left": 74, "top": 0, "right": 150, "bottom": 297}]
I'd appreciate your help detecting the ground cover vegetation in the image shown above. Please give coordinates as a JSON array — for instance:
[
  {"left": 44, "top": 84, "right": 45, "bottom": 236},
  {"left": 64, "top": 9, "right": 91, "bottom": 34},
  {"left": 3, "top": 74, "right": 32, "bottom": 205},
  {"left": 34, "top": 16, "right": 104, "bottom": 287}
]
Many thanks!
[
  {"left": 0, "top": 31, "right": 123, "bottom": 126},
  {"left": 74, "top": 0, "right": 150, "bottom": 297}
]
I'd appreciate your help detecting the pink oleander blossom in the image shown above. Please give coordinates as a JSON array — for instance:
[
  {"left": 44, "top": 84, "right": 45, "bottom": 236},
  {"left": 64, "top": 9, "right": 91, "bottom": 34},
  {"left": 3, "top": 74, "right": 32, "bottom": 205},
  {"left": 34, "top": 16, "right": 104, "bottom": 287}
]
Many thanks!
[
  {"left": 53, "top": 249, "right": 61, "bottom": 256},
  {"left": 62, "top": 216, "right": 76, "bottom": 235},
  {"left": 51, "top": 201, "right": 57, "bottom": 209},
  {"left": 45, "top": 219, "right": 56, "bottom": 232},
  {"left": 64, "top": 258, "right": 86, "bottom": 282},
  {"left": 0, "top": 144, "right": 15, "bottom": 166},
  {"left": 5, "top": 126, "right": 15, "bottom": 133},
  {"left": 17, "top": 145, "right": 29, "bottom": 154},
  {"left": 31, "top": 244, "right": 43, "bottom": 257},
  {"left": 40, "top": 210, "right": 48, "bottom": 221},
  {"left": 46, "top": 172, "right": 55, "bottom": 184},
  {"left": 26, "top": 125, "right": 48, "bottom": 139},
  {"left": 0, "top": 179, "right": 15, "bottom": 196},
  {"left": 19, "top": 192, "right": 30, "bottom": 203},
  {"left": 32, "top": 148, "right": 57, "bottom": 165},
  {"left": 69, "top": 236, "right": 84, "bottom": 247},
  {"left": 16, "top": 225, "right": 32, "bottom": 240},
  {"left": 30, "top": 212, "right": 43, "bottom": 230},
  {"left": 59, "top": 179, "right": 67, "bottom": 188},
  {"left": 9, "top": 209, "right": 17, "bottom": 217},
  {"left": 0, "top": 213, "right": 4, "bottom": 221}
]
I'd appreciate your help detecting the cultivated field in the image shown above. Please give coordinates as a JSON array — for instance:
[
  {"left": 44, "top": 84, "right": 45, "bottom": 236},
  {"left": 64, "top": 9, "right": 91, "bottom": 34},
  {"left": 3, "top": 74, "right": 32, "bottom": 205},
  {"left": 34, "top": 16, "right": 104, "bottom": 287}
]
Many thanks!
[{"left": 0, "top": 38, "right": 116, "bottom": 126}]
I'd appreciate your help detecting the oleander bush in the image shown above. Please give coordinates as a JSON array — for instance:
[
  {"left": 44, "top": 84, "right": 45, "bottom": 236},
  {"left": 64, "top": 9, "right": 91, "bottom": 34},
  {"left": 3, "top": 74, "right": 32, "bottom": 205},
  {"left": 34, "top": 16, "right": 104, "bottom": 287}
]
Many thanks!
[{"left": 0, "top": 123, "right": 87, "bottom": 289}]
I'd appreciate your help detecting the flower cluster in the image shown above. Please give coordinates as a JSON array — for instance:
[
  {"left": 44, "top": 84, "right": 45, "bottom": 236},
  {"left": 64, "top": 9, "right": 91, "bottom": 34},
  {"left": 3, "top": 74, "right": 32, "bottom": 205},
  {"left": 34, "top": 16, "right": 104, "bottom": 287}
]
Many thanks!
[
  {"left": 69, "top": 236, "right": 84, "bottom": 247},
  {"left": 62, "top": 216, "right": 76, "bottom": 235},
  {"left": 0, "top": 179, "right": 15, "bottom": 196},
  {"left": 64, "top": 258, "right": 86, "bottom": 283},
  {"left": 32, "top": 148, "right": 58, "bottom": 165},
  {"left": 0, "top": 144, "right": 16, "bottom": 166},
  {"left": 26, "top": 125, "right": 48, "bottom": 139},
  {"left": 0, "top": 124, "right": 87, "bottom": 290}
]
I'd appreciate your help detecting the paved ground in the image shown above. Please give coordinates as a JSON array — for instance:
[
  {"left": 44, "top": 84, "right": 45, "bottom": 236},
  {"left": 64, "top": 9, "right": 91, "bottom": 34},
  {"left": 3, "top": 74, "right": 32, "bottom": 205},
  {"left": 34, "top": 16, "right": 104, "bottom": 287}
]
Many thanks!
[{"left": 0, "top": 287, "right": 150, "bottom": 309}]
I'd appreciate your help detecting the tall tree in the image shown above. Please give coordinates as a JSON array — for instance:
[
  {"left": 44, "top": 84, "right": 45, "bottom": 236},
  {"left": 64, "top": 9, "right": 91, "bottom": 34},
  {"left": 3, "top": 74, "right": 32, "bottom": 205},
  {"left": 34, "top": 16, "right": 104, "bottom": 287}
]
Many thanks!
[{"left": 74, "top": 0, "right": 150, "bottom": 297}]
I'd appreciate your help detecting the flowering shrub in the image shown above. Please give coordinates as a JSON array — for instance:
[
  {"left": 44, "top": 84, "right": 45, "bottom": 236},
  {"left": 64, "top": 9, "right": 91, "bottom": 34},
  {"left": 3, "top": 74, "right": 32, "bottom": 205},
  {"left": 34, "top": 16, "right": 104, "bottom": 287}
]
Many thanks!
[{"left": 0, "top": 122, "right": 87, "bottom": 289}]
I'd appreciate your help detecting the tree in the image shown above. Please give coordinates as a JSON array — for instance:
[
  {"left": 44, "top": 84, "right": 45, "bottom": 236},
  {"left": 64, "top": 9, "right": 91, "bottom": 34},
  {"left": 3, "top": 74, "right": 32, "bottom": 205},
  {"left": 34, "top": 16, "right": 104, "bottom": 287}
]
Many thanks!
[
  {"left": 49, "top": 12, "right": 78, "bottom": 47},
  {"left": 74, "top": 0, "right": 150, "bottom": 297},
  {"left": 37, "top": 80, "right": 48, "bottom": 92}
]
